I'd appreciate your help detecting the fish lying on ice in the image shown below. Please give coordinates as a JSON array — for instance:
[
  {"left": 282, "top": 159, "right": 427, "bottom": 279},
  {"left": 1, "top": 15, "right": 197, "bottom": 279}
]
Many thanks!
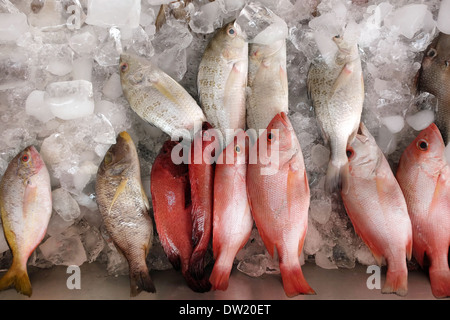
[
  {"left": 396, "top": 123, "right": 450, "bottom": 298},
  {"left": 0, "top": 146, "right": 52, "bottom": 297},
  {"left": 96, "top": 132, "right": 156, "bottom": 296},
  {"left": 307, "top": 34, "right": 365, "bottom": 193},
  {"left": 415, "top": 32, "right": 450, "bottom": 144},
  {"left": 246, "top": 112, "right": 315, "bottom": 297},
  {"left": 151, "top": 140, "right": 211, "bottom": 292},
  {"left": 119, "top": 52, "right": 206, "bottom": 142},
  {"left": 246, "top": 39, "right": 288, "bottom": 143},
  {"left": 340, "top": 122, "right": 412, "bottom": 296},
  {"left": 209, "top": 130, "right": 253, "bottom": 291},
  {"left": 188, "top": 122, "right": 219, "bottom": 280},
  {"left": 197, "top": 20, "right": 248, "bottom": 148}
]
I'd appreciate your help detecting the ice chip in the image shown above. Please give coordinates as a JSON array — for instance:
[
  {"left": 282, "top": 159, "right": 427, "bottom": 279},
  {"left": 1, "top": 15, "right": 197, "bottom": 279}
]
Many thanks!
[
  {"left": 0, "top": 13, "right": 29, "bottom": 43},
  {"left": 311, "top": 144, "right": 330, "bottom": 168},
  {"left": 52, "top": 188, "right": 81, "bottom": 222},
  {"left": 45, "top": 80, "right": 95, "bottom": 120},
  {"left": 314, "top": 246, "right": 337, "bottom": 269},
  {"left": 381, "top": 115, "right": 405, "bottom": 134},
  {"left": 189, "top": 1, "right": 222, "bottom": 34},
  {"left": 72, "top": 57, "right": 93, "bottom": 82},
  {"left": 69, "top": 30, "right": 98, "bottom": 56},
  {"left": 377, "top": 124, "right": 397, "bottom": 155},
  {"left": 39, "top": 233, "right": 87, "bottom": 267},
  {"left": 102, "top": 73, "right": 123, "bottom": 100},
  {"left": 310, "top": 199, "right": 332, "bottom": 224},
  {"left": 25, "top": 90, "right": 55, "bottom": 123},
  {"left": 235, "top": 2, "right": 287, "bottom": 43},
  {"left": 47, "top": 59, "right": 72, "bottom": 76},
  {"left": 304, "top": 222, "right": 323, "bottom": 255},
  {"left": 438, "top": 0, "right": 450, "bottom": 34},
  {"left": 385, "top": 4, "right": 435, "bottom": 40},
  {"left": 85, "top": 0, "right": 141, "bottom": 29},
  {"left": 406, "top": 110, "right": 435, "bottom": 131}
]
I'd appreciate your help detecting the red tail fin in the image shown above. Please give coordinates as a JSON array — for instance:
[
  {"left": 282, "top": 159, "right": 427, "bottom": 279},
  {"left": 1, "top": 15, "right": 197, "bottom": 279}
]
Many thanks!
[
  {"left": 429, "top": 267, "right": 450, "bottom": 298},
  {"left": 279, "top": 260, "right": 315, "bottom": 297},
  {"left": 209, "top": 258, "right": 233, "bottom": 291},
  {"left": 382, "top": 267, "right": 408, "bottom": 297}
]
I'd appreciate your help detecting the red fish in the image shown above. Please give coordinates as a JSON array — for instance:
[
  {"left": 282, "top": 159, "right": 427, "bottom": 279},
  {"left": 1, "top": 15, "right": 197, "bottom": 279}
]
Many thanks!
[
  {"left": 396, "top": 123, "right": 450, "bottom": 298},
  {"left": 188, "top": 122, "right": 219, "bottom": 279},
  {"left": 150, "top": 139, "right": 210, "bottom": 292},
  {"left": 341, "top": 122, "right": 412, "bottom": 296},
  {"left": 246, "top": 112, "right": 315, "bottom": 297},
  {"left": 209, "top": 130, "right": 253, "bottom": 291}
]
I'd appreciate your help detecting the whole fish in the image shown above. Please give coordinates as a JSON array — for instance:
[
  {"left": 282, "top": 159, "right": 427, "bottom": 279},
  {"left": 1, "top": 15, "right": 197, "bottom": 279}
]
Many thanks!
[
  {"left": 415, "top": 32, "right": 450, "bottom": 144},
  {"left": 341, "top": 122, "right": 412, "bottom": 296},
  {"left": 209, "top": 130, "right": 253, "bottom": 291},
  {"left": 96, "top": 132, "right": 156, "bottom": 296},
  {"left": 119, "top": 53, "right": 206, "bottom": 142},
  {"left": 197, "top": 20, "right": 248, "bottom": 148},
  {"left": 246, "top": 39, "right": 288, "bottom": 143},
  {"left": 188, "top": 122, "right": 220, "bottom": 279},
  {"left": 246, "top": 112, "right": 315, "bottom": 297},
  {"left": 151, "top": 140, "right": 211, "bottom": 292},
  {"left": 307, "top": 35, "right": 365, "bottom": 193},
  {"left": 396, "top": 123, "right": 450, "bottom": 298},
  {"left": 0, "top": 146, "right": 52, "bottom": 297}
]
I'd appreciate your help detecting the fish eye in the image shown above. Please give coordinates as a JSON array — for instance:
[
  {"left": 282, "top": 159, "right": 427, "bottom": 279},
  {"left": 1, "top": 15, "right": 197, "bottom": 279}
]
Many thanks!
[
  {"left": 21, "top": 154, "right": 30, "bottom": 163},
  {"left": 427, "top": 48, "right": 437, "bottom": 58},
  {"left": 234, "top": 145, "right": 241, "bottom": 153},
  {"left": 203, "top": 130, "right": 210, "bottom": 140},
  {"left": 417, "top": 139, "right": 429, "bottom": 151},
  {"left": 228, "top": 27, "right": 236, "bottom": 36},
  {"left": 346, "top": 149, "right": 354, "bottom": 159},
  {"left": 334, "top": 35, "right": 341, "bottom": 39},
  {"left": 120, "top": 62, "right": 128, "bottom": 73},
  {"left": 267, "top": 132, "right": 275, "bottom": 142},
  {"left": 445, "top": 61, "right": 449, "bottom": 68}
]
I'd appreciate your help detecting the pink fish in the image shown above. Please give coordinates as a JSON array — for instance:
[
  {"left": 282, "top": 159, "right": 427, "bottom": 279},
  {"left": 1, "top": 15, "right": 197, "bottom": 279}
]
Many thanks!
[
  {"left": 209, "top": 130, "right": 253, "bottom": 290},
  {"left": 396, "top": 123, "right": 450, "bottom": 298},
  {"left": 246, "top": 112, "right": 315, "bottom": 297},
  {"left": 341, "top": 122, "right": 412, "bottom": 296}
]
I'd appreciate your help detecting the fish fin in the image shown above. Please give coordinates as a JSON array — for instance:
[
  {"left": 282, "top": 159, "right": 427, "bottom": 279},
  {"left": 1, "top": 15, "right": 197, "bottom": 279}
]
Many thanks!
[
  {"left": 189, "top": 248, "right": 207, "bottom": 280},
  {"left": 108, "top": 178, "right": 128, "bottom": 215},
  {"left": 182, "top": 269, "right": 212, "bottom": 293},
  {"left": 140, "top": 182, "right": 150, "bottom": 211},
  {"left": 152, "top": 79, "right": 181, "bottom": 106},
  {"left": 280, "top": 65, "right": 288, "bottom": 97},
  {"left": 0, "top": 261, "right": 32, "bottom": 297},
  {"left": 306, "top": 64, "right": 313, "bottom": 100},
  {"left": 129, "top": 268, "right": 156, "bottom": 297},
  {"left": 279, "top": 255, "right": 315, "bottom": 297},
  {"left": 209, "top": 254, "right": 233, "bottom": 291},
  {"left": 429, "top": 267, "right": 450, "bottom": 298},
  {"left": 155, "top": 5, "right": 167, "bottom": 32},
  {"left": 340, "top": 162, "right": 351, "bottom": 195},
  {"left": 382, "top": 267, "right": 408, "bottom": 297},
  {"left": 326, "top": 161, "right": 349, "bottom": 194},
  {"left": 331, "top": 62, "right": 354, "bottom": 96}
]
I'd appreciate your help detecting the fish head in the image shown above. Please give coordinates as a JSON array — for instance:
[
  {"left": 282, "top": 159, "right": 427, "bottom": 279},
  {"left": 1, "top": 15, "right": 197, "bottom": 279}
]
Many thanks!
[
  {"left": 333, "top": 34, "right": 358, "bottom": 61},
  {"left": 346, "top": 123, "right": 381, "bottom": 174},
  {"left": 119, "top": 53, "right": 153, "bottom": 89},
  {"left": 100, "top": 131, "right": 137, "bottom": 175},
  {"left": 400, "top": 123, "right": 446, "bottom": 175},
  {"left": 213, "top": 20, "right": 247, "bottom": 60},
  {"left": 15, "top": 146, "right": 45, "bottom": 182},
  {"left": 265, "top": 112, "right": 296, "bottom": 153},
  {"left": 153, "top": 139, "right": 189, "bottom": 177},
  {"left": 416, "top": 33, "right": 450, "bottom": 98}
]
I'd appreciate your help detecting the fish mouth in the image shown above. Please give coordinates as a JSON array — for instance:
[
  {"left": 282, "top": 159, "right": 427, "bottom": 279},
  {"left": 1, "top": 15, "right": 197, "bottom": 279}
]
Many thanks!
[
  {"left": 119, "top": 131, "right": 132, "bottom": 143},
  {"left": 278, "top": 112, "right": 290, "bottom": 128}
]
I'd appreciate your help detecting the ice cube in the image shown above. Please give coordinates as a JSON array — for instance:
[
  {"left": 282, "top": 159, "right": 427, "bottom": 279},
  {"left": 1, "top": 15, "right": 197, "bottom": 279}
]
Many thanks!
[
  {"left": 310, "top": 199, "right": 332, "bottom": 224},
  {"left": 25, "top": 90, "right": 55, "bottom": 123},
  {"left": 406, "top": 110, "right": 435, "bottom": 131},
  {"left": 69, "top": 30, "right": 98, "bottom": 56},
  {"left": 45, "top": 80, "right": 95, "bottom": 120},
  {"left": 311, "top": 144, "right": 330, "bottom": 168},
  {"left": 304, "top": 222, "right": 323, "bottom": 255},
  {"left": 102, "top": 73, "right": 123, "bottom": 100},
  {"left": 94, "top": 27, "right": 122, "bottom": 67},
  {"left": 377, "top": 124, "right": 397, "bottom": 155},
  {"left": 235, "top": 2, "right": 275, "bottom": 41},
  {"left": 252, "top": 13, "right": 288, "bottom": 45},
  {"left": 381, "top": 115, "right": 405, "bottom": 134},
  {"left": 27, "top": 0, "right": 66, "bottom": 30},
  {"left": 0, "top": 13, "right": 29, "bottom": 43},
  {"left": 47, "top": 59, "right": 72, "bottom": 76},
  {"left": 40, "top": 133, "right": 72, "bottom": 166},
  {"left": 81, "top": 226, "right": 105, "bottom": 263},
  {"left": 47, "top": 211, "right": 74, "bottom": 237},
  {"left": 237, "top": 254, "right": 268, "bottom": 278},
  {"left": 189, "top": 1, "right": 222, "bottom": 34},
  {"left": 385, "top": 4, "right": 435, "bottom": 40},
  {"left": 437, "top": 0, "right": 450, "bottom": 34},
  {"left": 314, "top": 246, "right": 337, "bottom": 269},
  {"left": 52, "top": 188, "right": 81, "bottom": 222},
  {"left": 39, "top": 233, "right": 88, "bottom": 267},
  {"left": 85, "top": 0, "right": 141, "bottom": 29},
  {"left": 0, "top": 46, "right": 30, "bottom": 90},
  {"left": 355, "top": 244, "right": 377, "bottom": 266},
  {"left": 72, "top": 57, "right": 93, "bottom": 82}
]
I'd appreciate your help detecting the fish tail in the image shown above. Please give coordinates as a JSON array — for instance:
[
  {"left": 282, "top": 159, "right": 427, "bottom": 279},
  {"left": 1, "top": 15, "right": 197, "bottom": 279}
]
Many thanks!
[
  {"left": 129, "top": 268, "right": 156, "bottom": 297},
  {"left": 325, "top": 160, "right": 349, "bottom": 194},
  {"left": 209, "top": 254, "right": 234, "bottom": 291},
  {"left": 0, "top": 261, "right": 32, "bottom": 297},
  {"left": 429, "top": 266, "right": 450, "bottom": 298},
  {"left": 189, "top": 248, "right": 207, "bottom": 280},
  {"left": 279, "top": 258, "right": 315, "bottom": 297},
  {"left": 382, "top": 266, "right": 408, "bottom": 297},
  {"left": 182, "top": 268, "right": 212, "bottom": 293}
]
